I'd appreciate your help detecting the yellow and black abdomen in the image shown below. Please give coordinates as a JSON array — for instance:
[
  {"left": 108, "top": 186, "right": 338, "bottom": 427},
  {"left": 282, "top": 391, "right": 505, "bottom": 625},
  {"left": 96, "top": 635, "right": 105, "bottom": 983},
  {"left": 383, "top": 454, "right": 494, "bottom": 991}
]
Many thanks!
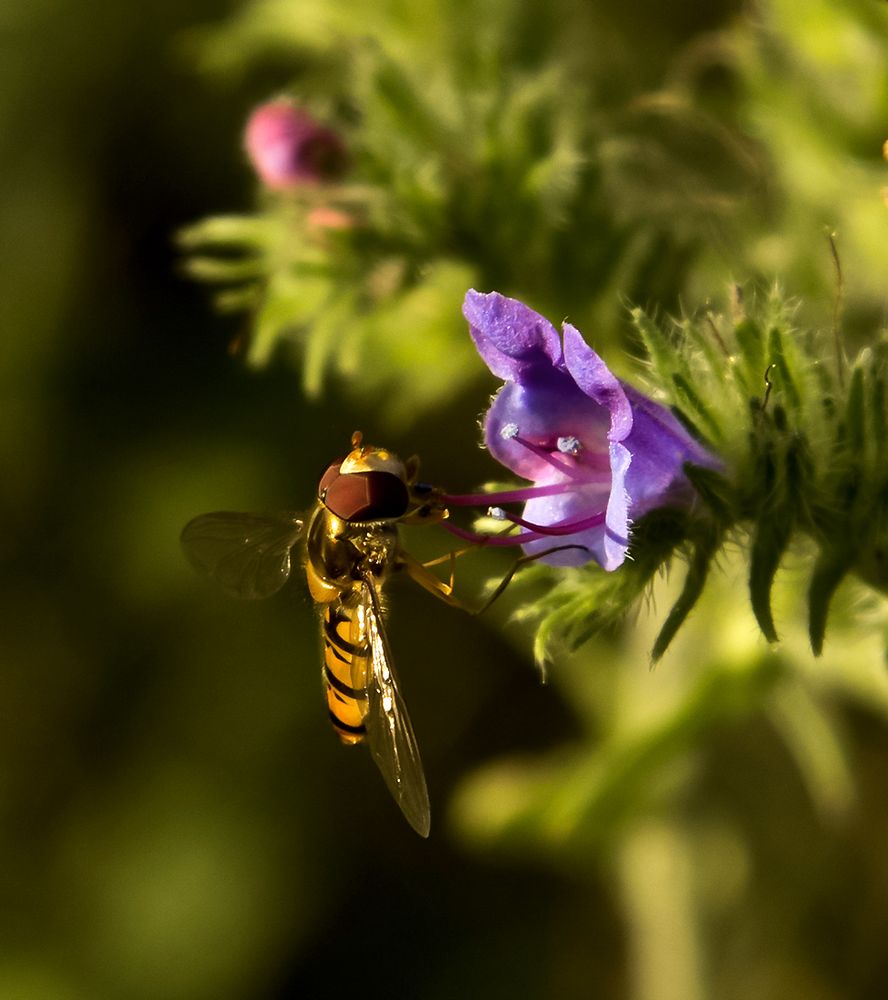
[
  {"left": 322, "top": 601, "right": 370, "bottom": 745},
  {"left": 304, "top": 502, "right": 397, "bottom": 749}
]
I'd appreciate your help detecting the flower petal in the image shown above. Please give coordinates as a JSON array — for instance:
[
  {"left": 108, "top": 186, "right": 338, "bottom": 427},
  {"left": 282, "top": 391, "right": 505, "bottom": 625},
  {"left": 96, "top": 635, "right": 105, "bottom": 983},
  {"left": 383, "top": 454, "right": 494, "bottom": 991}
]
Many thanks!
[
  {"left": 562, "top": 323, "right": 633, "bottom": 442},
  {"left": 603, "top": 440, "right": 632, "bottom": 569},
  {"left": 463, "top": 290, "right": 563, "bottom": 382},
  {"left": 484, "top": 377, "right": 611, "bottom": 483},
  {"left": 518, "top": 480, "right": 615, "bottom": 569},
  {"left": 462, "top": 290, "right": 721, "bottom": 574},
  {"left": 622, "top": 386, "right": 719, "bottom": 517},
  {"left": 514, "top": 442, "right": 630, "bottom": 570}
]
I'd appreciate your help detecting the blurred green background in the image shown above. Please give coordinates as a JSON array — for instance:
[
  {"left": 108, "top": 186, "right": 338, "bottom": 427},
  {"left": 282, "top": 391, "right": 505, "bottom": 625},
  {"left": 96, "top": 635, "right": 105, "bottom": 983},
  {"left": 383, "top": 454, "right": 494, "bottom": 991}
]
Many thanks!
[{"left": 4, "top": 0, "right": 888, "bottom": 997}]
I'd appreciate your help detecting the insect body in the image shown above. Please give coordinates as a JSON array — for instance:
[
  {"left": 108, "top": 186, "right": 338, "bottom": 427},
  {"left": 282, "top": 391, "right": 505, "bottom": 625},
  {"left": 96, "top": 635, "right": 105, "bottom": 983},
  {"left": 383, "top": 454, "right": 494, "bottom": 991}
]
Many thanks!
[{"left": 181, "top": 433, "right": 452, "bottom": 837}]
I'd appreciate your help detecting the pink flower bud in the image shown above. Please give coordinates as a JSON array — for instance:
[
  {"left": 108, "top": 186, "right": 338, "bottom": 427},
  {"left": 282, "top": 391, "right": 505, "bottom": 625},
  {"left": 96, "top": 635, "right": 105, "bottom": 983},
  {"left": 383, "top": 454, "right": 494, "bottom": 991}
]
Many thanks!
[{"left": 243, "top": 99, "right": 346, "bottom": 189}]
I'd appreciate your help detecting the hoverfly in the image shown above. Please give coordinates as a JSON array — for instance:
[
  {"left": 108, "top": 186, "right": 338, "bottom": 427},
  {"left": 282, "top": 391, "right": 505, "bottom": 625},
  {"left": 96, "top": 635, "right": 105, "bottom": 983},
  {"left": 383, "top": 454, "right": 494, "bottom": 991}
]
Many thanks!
[{"left": 181, "top": 432, "right": 459, "bottom": 837}]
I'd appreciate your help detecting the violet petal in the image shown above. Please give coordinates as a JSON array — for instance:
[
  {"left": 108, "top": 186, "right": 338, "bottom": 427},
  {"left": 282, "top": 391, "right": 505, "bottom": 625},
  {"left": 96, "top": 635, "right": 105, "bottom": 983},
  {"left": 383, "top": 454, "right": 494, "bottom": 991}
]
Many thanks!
[
  {"left": 562, "top": 323, "right": 633, "bottom": 442},
  {"left": 484, "top": 377, "right": 612, "bottom": 483},
  {"left": 463, "top": 290, "right": 563, "bottom": 382}
]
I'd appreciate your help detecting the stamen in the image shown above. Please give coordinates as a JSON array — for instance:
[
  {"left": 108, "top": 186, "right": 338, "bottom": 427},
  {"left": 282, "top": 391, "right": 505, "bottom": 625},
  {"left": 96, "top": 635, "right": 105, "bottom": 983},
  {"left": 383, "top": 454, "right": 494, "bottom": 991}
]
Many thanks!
[
  {"left": 496, "top": 422, "right": 601, "bottom": 478},
  {"left": 493, "top": 509, "right": 607, "bottom": 536},
  {"left": 439, "top": 481, "right": 582, "bottom": 507},
  {"left": 511, "top": 433, "right": 586, "bottom": 480},
  {"left": 440, "top": 520, "right": 546, "bottom": 547},
  {"left": 440, "top": 508, "right": 609, "bottom": 546},
  {"left": 557, "top": 435, "right": 582, "bottom": 455}
]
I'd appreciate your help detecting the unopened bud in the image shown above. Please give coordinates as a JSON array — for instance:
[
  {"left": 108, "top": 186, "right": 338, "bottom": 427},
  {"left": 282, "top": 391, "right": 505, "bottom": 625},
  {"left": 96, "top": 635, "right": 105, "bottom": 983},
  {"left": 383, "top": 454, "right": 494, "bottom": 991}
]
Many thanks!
[{"left": 244, "top": 99, "right": 346, "bottom": 190}]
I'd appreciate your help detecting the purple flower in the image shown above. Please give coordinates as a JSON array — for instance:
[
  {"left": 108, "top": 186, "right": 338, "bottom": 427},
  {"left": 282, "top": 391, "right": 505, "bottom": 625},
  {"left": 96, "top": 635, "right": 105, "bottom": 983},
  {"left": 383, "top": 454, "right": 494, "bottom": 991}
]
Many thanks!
[
  {"left": 243, "top": 99, "right": 346, "bottom": 190},
  {"left": 442, "top": 290, "right": 718, "bottom": 570}
]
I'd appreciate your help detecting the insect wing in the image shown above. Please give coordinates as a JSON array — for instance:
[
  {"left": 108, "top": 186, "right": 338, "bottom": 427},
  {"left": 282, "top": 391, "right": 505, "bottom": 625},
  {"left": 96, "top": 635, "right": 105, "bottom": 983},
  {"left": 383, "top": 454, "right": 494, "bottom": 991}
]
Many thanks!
[
  {"left": 359, "top": 576, "right": 430, "bottom": 838},
  {"left": 181, "top": 511, "right": 304, "bottom": 599}
]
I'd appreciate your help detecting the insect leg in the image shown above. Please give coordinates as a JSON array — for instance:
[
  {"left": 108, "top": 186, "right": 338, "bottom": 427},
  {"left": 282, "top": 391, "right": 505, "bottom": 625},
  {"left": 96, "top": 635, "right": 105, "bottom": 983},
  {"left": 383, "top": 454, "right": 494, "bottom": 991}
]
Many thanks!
[
  {"left": 421, "top": 543, "right": 477, "bottom": 570},
  {"left": 473, "top": 544, "right": 590, "bottom": 616},
  {"left": 404, "top": 542, "right": 591, "bottom": 615},
  {"left": 419, "top": 543, "right": 484, "bottom": 598},
  {"left": 399, "top": 551, "right": 470, "bottom": 611}
]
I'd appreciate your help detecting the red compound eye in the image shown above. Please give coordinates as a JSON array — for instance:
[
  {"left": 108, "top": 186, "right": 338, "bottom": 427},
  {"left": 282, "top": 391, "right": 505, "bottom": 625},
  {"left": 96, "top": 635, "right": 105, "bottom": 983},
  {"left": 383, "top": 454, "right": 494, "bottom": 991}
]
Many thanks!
[
  {"left": 319, "top": 465, "right": 409, "bottom": 521},
  {"left": 318, "top": 459, "right": 345, "bottom": 498}
]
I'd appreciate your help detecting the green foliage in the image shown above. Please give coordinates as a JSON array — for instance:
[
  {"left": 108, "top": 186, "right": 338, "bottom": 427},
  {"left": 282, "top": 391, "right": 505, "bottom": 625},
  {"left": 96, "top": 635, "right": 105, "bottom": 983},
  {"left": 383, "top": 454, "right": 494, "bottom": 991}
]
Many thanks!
[
  {"left": 517, "top": 287, "right": 888, "bottom": 663},
  {"left": 731, "top": 0, "right": 888, "bottom": 332},
  {"left": 180, "top": 0, "right": 764, "bottom": 425},
  {"left": 10, "top": 0, "right": 888, "bottom": 997},
  {"left": 452, "top": 546, "right": 888, "bottom": 1000}
]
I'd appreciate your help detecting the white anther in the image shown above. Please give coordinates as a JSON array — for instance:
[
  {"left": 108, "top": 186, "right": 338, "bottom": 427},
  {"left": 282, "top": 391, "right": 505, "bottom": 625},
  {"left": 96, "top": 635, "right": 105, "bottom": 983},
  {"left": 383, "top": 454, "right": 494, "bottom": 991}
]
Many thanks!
[
  {"left": 487, "top": 506, "right": 508, "bottom": 520},
  {"left": 500, "top": 422, "right": 519, "bottom": 440},
  {"left": 557, "top": 435, "right": 582, "bottom": 455}
]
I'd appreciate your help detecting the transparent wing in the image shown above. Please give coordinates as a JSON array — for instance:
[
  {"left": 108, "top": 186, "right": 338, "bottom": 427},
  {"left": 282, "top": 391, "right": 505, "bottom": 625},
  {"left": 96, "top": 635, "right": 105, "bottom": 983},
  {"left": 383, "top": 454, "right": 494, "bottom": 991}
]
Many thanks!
[
  {"left": 180, "top": 511, "right": 304, "bottom": 599},
  {"left": 358, "top": 574, "right": 431, "bottom": 837}
]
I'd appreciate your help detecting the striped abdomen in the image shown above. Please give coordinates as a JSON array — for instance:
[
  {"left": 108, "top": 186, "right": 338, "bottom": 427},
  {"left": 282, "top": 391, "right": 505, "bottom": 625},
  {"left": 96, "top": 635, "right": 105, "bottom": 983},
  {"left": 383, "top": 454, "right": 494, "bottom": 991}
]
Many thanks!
[{"left": 323, "top": 601, "right": 370, "bottom": 745}]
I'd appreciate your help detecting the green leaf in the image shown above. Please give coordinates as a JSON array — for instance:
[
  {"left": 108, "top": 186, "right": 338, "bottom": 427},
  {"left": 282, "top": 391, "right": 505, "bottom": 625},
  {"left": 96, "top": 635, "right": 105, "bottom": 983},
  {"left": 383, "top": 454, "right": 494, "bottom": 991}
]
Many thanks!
[
  {"left": 181, "top": 257, "right": 265, "bottom": 284},
  {"left": 630, "top": 308, "right": 686, "bottom": 386},
  {"left": 682, "top": 464, "right": 733, "bottom": 523},
  {"left": 766, "top": 324, "right": 802, "bottom": 415},
  {"left": 808, "top": 549, "right": 853, "bottom": 656},
  {"left": 733, "top": 317, "right": 766, "bottom": 394},
  {"left": 670, "top": 372, "right": 723, "bottom": 444},
  {"left": 177, "top": 214, "right": 275, "bottom": 250},
  {"left": 748, "top": 509, "right": 793, "bottom": 643},
  {"left": 844, "top": 359, "right": 866, "bottom": 457},
  {"left": 870, "top": 373, "right": 886, "bottom": 454},
  {"left": 651, "top": 526, "right": 720, "bottom": 661}
]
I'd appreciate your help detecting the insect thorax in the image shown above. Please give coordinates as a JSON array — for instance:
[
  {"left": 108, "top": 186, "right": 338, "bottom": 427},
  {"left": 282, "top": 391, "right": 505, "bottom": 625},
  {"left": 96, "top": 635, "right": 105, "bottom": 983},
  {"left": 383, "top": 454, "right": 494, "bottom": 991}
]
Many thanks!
[{"left": 305, "top": 504, "right": 400, "bottom": 602}]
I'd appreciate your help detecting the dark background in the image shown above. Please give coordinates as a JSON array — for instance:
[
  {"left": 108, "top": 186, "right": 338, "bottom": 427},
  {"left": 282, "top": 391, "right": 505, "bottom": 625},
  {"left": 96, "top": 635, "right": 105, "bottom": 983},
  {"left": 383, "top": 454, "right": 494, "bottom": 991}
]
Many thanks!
[{"left": 4, "top": 1, "right": 888, "bottom": 997}]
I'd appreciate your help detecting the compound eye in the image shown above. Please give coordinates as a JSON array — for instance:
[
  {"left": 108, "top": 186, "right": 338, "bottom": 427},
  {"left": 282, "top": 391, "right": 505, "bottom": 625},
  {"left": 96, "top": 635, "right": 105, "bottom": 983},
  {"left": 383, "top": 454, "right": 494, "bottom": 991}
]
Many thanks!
[
  {"left": 322, "top": 470, "right": 409, "bottom": 521},
  {"left": 318, "top": 459, "right": 345, "bottom": 501}
]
